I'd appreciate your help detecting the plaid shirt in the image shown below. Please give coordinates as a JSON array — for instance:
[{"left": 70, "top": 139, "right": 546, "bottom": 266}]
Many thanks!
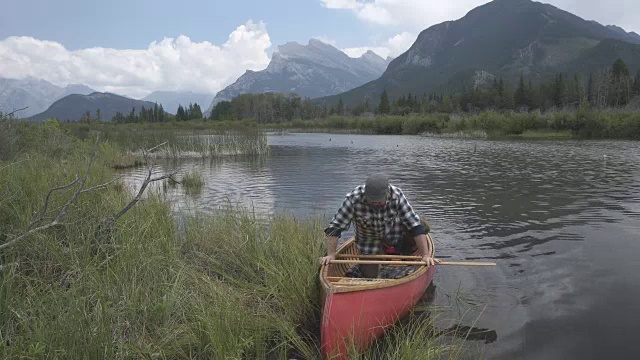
[{"left": 325, "top": 184, "right": 424, "bottom": 255}]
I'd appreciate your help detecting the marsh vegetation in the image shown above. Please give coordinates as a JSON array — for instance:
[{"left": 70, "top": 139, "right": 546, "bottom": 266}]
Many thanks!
[{"left": 0, "top": 119, "right": 474, "bottom": 359}]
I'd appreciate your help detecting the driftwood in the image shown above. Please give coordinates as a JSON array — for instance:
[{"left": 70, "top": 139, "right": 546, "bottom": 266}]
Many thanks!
[
  {"left": 0, "top": 135, "right": 177, "bottom": 262},
  {"left": 2, "top": 106, "right": 29, "bottom": 118},
  {"left": 100, "top": 142, "right": 177, "bottom": 234}
]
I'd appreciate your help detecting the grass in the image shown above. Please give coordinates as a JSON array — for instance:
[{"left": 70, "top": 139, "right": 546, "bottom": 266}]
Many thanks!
[
  {"left": 267, "top": 107, "right": 640, "bottom": 139},
  {"left": 66, "top": 120, "right": 271, "bottom": 159},
  {"left": 108, "top": 152, "right": 145, "bottom": 169},
  {"left": 0, "top": 120, "right": 478, "bottom": 359},
  {"left": 181, "top": 171, "right": 205, "bottom": 193},
  {"left": 510, "top": 129, "right": 574, "bottom": 139},
  {"left": 0, "top": 144, "right": 323, "bottom": 358},
  {"left": 54, "top": 105, "right": 640, "bottom": 140},
  {"left": 104, "top": 129, "right": 270, "bottom": 159}
]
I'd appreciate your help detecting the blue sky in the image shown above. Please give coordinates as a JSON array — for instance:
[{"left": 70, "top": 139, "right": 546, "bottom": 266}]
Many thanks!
[
  {"left": 1, "top": 0, "right": 639, "bottom": 98},
  {"left": 1, "top": 0, "right": 382, "bottom": 51}
]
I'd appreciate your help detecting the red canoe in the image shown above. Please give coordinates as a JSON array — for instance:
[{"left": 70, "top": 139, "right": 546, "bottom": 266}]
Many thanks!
[{"left": 319, "top": 234, "right": 436, "bottom": 359}]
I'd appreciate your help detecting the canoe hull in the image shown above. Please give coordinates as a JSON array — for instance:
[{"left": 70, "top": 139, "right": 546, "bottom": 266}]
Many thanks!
[{"left": 320, "top": 264, "right": 435, "bottom": 359}]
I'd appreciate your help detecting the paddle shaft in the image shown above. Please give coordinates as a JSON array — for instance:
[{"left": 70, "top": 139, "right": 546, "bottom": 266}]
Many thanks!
[
  {"left": 329, "top": 259, "right": 496, "bottom": 266},
  {"left": 337, "top": 254, "right": 423, "bottom": 260}
]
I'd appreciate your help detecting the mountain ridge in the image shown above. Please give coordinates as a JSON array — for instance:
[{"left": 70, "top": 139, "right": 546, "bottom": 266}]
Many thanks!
[
  {"left": 206, "top": 39, "right": 392, "bottom": 113},
  {"left": 0, "top": 77, "right": 96, "bottom": 118},
  {"left": 142, "top": 91, "right": 214, "bottom": 114},
  {"left": 317, "top": 0, "right": 640, "bottom": 106},
  {"left": 30, "top": 92, "right": 159, "bottom": 122}
]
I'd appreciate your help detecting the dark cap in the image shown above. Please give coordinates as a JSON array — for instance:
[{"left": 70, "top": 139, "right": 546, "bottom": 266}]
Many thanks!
[{"left": 365, "top": 174, "right": 389, "bottom": 202}]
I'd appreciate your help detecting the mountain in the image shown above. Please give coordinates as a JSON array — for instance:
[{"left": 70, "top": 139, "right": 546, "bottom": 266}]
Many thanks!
[
  {"left": 30, "top": 92, "right": 157, "bottom": 122},
  {"left": 606, "top": 25, "right": 640, "bottom": 42},
  {"left": 0, "top": 77, "right": 95, "bottom": 118},
  {"left": 319, "top": 0, "right": 640, "bottom": 106},
  {"left": 142, "top": 91, "right": 214, "bottom": 114},
  {"left": 206, "top": 39, "right": 392, "bottom": 113}
]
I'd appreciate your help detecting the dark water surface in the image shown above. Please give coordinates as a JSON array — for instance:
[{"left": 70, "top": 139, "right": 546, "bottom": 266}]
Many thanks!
[{"left": 124, "top": 133, "right": 640, "bottom": 359}]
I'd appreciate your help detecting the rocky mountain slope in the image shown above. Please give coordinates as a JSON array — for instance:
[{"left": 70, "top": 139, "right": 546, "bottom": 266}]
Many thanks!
[
  {"left": 319, "top": 0, "right": 640, "bottom": 106},
  {"left": 30, "top": 92, "right": 158, "bottom": 122},
  {"left": 206, "top": 39, "right": 391, "bottom": 113},
  {"left": 0, "top": 77, "right": 94, "bottom": 118}
]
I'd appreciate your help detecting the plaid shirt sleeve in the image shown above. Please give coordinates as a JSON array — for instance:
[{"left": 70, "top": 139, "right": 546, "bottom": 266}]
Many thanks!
[
  {"left": 324, "top": 194, "right": 355, "bottom": 238},
  {"left": 395, "top": 187, "right": 424, "bottom": 235}
]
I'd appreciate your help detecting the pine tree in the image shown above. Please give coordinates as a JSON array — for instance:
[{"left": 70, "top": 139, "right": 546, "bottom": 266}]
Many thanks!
[
  {"left": 554, "top": 74, "right": 567, "bottom": 108},
  {"left": 152, "top": 103, "right": 159, "bottom": 122},
  {"left": 127, "top": 107, "right": 136, "bottom": 123},
  {"left": 571, "top": 73, "right": 582, "bottom": 106},
  {"left": 186, "top": 103, "right": 192, "bottom": 120},
  {"left": 378, "top": 90, "right": 391, "bottom": 114},
  {"left": 336, "top": 97, "right": 344, "bottom": 115},
  {"left": 515, "top": 74, "right": 527, "bottom": 109},
  {"left": 82, "top": 111, "right": 92, "bottom": 123},
  {"left": 95, "top": 108, "right": 101, "bottom": 122},
  {"left": 527, "top": 79, "right": 536, "bottom": 109},
  {"left": 587, "top": 73, "right": 594, "bottom": 105},
  {"left": 192, "top": 103, "right": 203, "bottom": 119},
  {"left": 158, "top": 104, "right": 165, "bottom": 122},
  {"left": 141, "top": 106, "right": 147, "bottom": 123},
  {"left": 612, "top": 58, "right": 630, "bottom": 78},
  {"left": 633, "top": 70, "right": 640, "bottom": 96},
  {"left": 176, "top": 105, "right": 185, "bottom": 121},
  {"left": 497, "top": 78, "right": 505, "bottom": 97},
  {"left": 610, "top": 58, "right": 632, "bottom": 106}
]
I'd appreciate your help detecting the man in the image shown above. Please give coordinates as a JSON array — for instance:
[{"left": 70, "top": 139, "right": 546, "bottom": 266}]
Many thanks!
[{"left": 320, "top": 174, "right": 439, "bottom": 278}]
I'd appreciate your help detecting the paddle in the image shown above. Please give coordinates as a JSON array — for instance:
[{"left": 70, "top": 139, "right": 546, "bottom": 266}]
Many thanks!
[
  {"left": 334, "top": 254, "right": 496, "bottom": 266},
  {"left": 329, "top": 260, "right": 496, "bottom": 266}
]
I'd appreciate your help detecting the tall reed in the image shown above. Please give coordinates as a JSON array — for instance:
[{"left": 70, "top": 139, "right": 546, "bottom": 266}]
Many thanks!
[
  {"left": 99, "top": 128, "right": 270, "bottom": 158},
  {"left": 1, "top": 121, "right": 471, "bottom": 359}
]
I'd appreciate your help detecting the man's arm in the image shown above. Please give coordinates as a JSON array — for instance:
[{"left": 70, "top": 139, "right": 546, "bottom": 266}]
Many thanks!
[
  {"left": 414, "top": 233, "right": 438, "bottom": 267},
  {"left": 320, "top": 236, "right": 339, "bottom": 265},
  {"left": 395, "top": 187, "right": 439, "bottom": 266},
  {"left": 320, "top": 195, "right": 354, "bottom": 266}
]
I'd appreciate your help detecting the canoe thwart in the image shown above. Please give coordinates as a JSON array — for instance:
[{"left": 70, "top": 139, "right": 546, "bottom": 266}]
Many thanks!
[{"left": 329, "top": 260, "right": 497, "bottom": 266}]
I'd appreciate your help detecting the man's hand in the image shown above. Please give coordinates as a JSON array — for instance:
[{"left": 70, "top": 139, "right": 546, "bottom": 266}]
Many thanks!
[
  {"left": 421, "top": 256, "right": 441, "bottom": 267},
  {"left": 320, "top": 254, "right": 336, "bottom": 266}
]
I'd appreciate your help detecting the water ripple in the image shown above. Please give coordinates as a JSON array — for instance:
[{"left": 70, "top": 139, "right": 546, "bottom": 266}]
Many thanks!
[{"left": 121, "top": 134, "right": 640, "bottom": 359}]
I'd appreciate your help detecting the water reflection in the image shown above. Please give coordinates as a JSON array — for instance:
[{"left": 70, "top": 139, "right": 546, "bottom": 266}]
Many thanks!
[
  {"left": 438, "top": 324, "right": 499, "bottom": 344},
  {"left": 122, "top": 134, "right": 640, "bottom": 359}
]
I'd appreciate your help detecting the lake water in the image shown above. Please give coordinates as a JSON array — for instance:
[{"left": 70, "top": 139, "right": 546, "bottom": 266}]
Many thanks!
[{"left": 124, "top": 133, "right": 640, "bottom": 359}]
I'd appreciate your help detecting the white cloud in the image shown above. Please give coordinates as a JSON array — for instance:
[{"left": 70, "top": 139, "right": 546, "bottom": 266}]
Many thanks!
[
  {"left": 0, "top": 20, "right": 272, "bottom": 98},
  {"left": 343, "top": 47, "right": 385, "bottom": 58},
  {"left": 386, "top": 32, "right": 418, "bottom": 56},
  {"left": 322, "top": 0, "right": 483, "bottom": 60},
  {"left": 342, "top": 31, "right": 417, "bottom": 59},
  {"left": 320, "top": 0, "right": 489, "bottom": 29},
  {"left": 320, "top": 0, "right": 359, "bottom": 9},
  {"left": 322, "top": 0, "right": 640, "bottom": 34},
  {"left": 312, "top": 35, "right": 337, "bottom": 46}
]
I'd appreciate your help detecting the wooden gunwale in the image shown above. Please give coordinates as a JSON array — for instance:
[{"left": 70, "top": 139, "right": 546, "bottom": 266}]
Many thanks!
[{"left": 319, "top": 234, "right": 435, "bottom": 294}]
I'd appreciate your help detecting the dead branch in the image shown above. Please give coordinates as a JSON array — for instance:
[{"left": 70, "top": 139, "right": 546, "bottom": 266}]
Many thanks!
[
  {"left": 80, "top": 175, "right": 124, "bottom": 195},
  {"left": 0, "top": 135, "right": 100, "bottom": 252},
  {"left": 101, "top": 143, "right": 177, "bottom": 231},
  {"left": 0, "top": 137, "right": 176, "bottom": 254},
  {"left": 27, "top": 175, "right": 124, "bottom": 231},
  {"left": 146, "top": 141, "right": 168, "bottom": 154},
  {"left": 0, "top": 157, "right": 31, "bottom": 172},
  {"left": 5, "top": 107, "right": 28, "bottom": 118},
  {"left": 29, "top": 176, "right": 80, "bottom": 230},
  {"left": 54, "top": 135, "right": 100, "bottom": 224},
  {"left": 0, "top": 221, "right": 69, "bottom": 251}
]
